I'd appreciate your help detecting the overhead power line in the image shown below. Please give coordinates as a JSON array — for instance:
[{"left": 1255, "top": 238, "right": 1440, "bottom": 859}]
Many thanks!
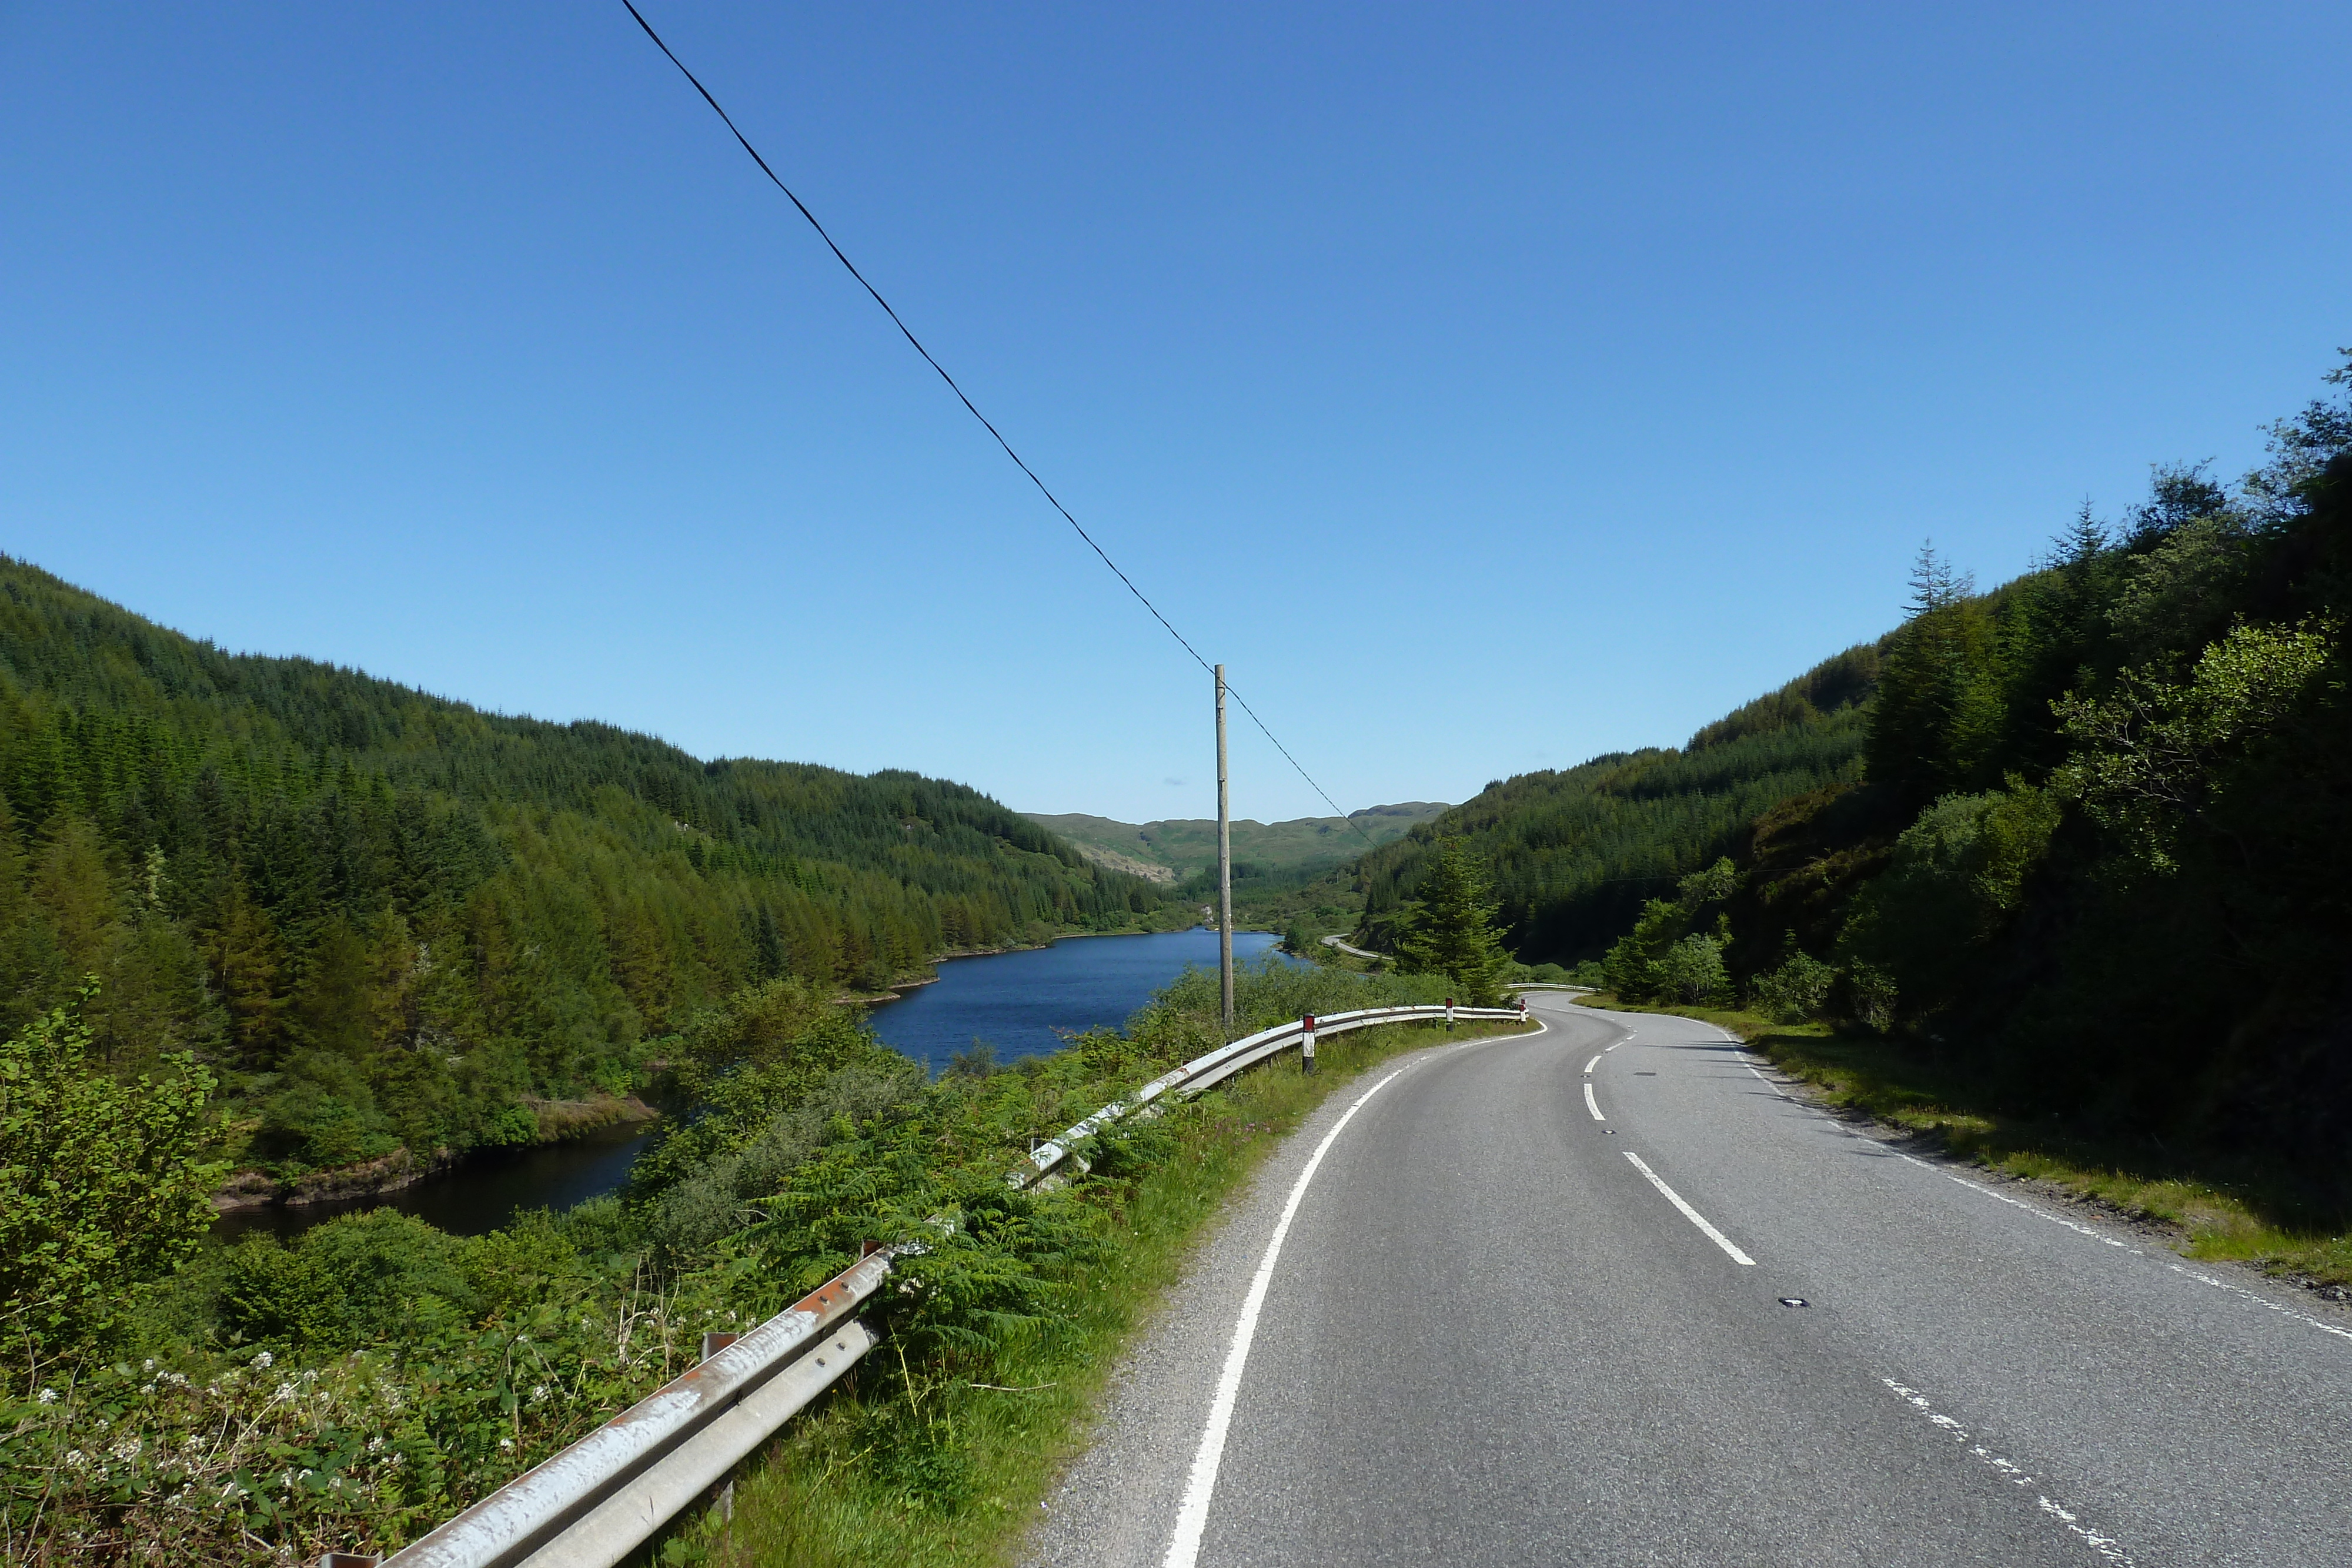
[{"left": 619, "top": 1, "right": 1377, "bottom": 848}]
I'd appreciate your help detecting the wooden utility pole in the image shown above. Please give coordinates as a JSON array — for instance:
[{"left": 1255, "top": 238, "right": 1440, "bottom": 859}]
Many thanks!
[{"left": 1216, "top": 663, "right": 1234, "bottom": 1034}]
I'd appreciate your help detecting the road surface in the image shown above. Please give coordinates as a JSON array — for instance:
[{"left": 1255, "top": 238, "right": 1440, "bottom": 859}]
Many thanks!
[{"left": 1024, "top": 992, "right": 2352, "bottom": 1566}]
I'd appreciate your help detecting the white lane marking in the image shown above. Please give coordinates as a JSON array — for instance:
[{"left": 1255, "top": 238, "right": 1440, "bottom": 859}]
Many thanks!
[
  {"left": 1162, "top": 1065, "right": 1408, "bottom": 1568},
  {"left": 1876, "top": 1138, "right": 2131, "bottom": 1250},
  {"left": 1810, "top": 1091, "right": 2352, "bottom": 1349},
  {"left": 2159, "top": 1259, "right": 2352, "bottom": 1345},
  {"left": 1583, "top": 1054, "right": 1602, "bottom": 1076},
  {"left": 1622, "top": 1151, "right": 1755, "bottom": 1265},
  {"left": 1881, "top": 1378, "right": 2134, "bottom": 1564},
  {"left": 1161, "top": 1017, "right": 1548, "bottom": 1568},
  {"left": 1583, "top": 1082, "right": 1605, "bottom": 1121}
]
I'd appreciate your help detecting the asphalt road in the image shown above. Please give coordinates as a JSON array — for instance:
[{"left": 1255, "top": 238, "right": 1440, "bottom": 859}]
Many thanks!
[{"left": 1024, "top": 994, "right": 2352, "bottom": 1567}]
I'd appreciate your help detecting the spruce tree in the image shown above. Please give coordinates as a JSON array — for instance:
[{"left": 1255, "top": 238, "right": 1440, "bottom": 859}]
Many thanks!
[{"left": 1396, "top": 837, "right": 1509, "bottom": 1005}]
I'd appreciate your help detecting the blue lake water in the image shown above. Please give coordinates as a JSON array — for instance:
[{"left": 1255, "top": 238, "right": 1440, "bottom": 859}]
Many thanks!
[
  {"left": 219, "top": 927, "right": 1282, "bottom": 1239},
  {"left": 868, "top": 927, "right": 1288, "bottom": 1074}
]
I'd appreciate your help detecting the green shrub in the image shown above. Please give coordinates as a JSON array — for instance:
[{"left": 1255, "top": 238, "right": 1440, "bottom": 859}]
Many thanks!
[
  {"left": 0, "top": 990, "right": 222, "bottom": 1350},
  {"left": 1749, "top": 950, "right": 1837, "bottom": 1023},
  {"left": 222, "top": 1211, "right": 474, "bottom": 1355},
  {"left": 1836, "top": 783, "right": 2060, "bottom": 1020}
]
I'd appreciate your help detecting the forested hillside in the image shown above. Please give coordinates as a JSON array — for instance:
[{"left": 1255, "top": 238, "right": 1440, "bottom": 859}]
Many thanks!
[
  {"left": 1372, "top": 353, "right": 2352, "bottom": 1168},
  {"left": 1355, "top": 645, "right": 1879, "bottom": 958},
  {"left": 0, "top": 560, "right": 1171, "bottom": 1175}
]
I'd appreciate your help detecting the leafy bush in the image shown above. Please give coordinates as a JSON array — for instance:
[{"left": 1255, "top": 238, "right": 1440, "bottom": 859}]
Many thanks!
[
  {"left": 0, "top": 991, "right": 222, "bottom": 1350},
  {"left": 1836, "top": 783, "right": 2061, "bottom": 1020},
  {"left": 1845, "top": 964, "right": 1899, "bottom": 1035},
  {"left": 1656, "top": 935, "right": 1730, "bottom": 1004},
  {"left": 1749, "top": 950, "right": 1837, "bottom": 1023},
  {"left": 1600, "top": 858, "right": 1739, "bottom": 1004},
  {"left": 222, "top": 1212, "right": 475, "bottom": 1356}
]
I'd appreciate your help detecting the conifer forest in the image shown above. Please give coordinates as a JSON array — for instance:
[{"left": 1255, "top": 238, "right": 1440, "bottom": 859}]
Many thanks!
[{"left": 1361, "top": 355, "right": 2352, "bottom": 1171}]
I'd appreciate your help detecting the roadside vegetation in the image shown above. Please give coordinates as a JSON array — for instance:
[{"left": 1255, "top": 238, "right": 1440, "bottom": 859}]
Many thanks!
[
  {"left": 1356, "top": 352, "right": 2352, "bottom": 1231},
  {"left": 0, "top": 955, "right": 1518, "bottom": 1565},
  {"left": 705, "top": 967, "right": 1526, "bottom": 1568}
]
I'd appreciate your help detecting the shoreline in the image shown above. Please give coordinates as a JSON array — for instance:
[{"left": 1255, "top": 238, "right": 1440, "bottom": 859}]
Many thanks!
[{"left": 212, "top": 1095, "right": 660, "bottom": 1213}]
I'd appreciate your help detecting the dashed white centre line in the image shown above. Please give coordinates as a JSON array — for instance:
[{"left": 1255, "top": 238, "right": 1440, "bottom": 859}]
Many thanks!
[
  {"left": 1623, "top": 1151, "right": 1755, "bottom": 1265},
  {"left": 1881, "top": 1378, "right": 2134, "bottom": 1564},
  {"left": 1583, "top": 1082, "right": 1605, "bottom": 1121},
  {"left": 1583, "top": 1055, "right": 1602, "bottom": 1076}
]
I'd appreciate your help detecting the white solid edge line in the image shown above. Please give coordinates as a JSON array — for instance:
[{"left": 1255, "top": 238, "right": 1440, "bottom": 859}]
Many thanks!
[
  {"left": 1160, "top": 1068, "right": 1407, "bottom": 1566},
  {"left": 1160, "top": 1013, "right": 1553, "bottom": 1568},
  {"left": 1623, "top": 1150, "right": 1755, "bottom": 1265},
  {"left": 1583, "top": 1054, "right": 1602, "bottom": 1076},
  {"left": 1584, "top": 1081, "right": 1605, "bottom": 1121}
]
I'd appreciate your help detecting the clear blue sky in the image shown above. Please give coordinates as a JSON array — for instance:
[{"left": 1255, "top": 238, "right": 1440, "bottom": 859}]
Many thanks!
[{"left": 5, "top": 4, "right": 2346, "bottom": 824}]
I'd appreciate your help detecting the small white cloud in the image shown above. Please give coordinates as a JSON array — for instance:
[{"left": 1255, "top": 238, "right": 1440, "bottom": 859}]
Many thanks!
[{"left": 1163, "top": 776, "right": 1186, "bottom": 787}]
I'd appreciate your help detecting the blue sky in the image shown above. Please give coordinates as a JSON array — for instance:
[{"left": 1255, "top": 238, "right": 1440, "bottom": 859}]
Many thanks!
[{"left": 4, "top": 3, "right": 2346, "bottom": 823}]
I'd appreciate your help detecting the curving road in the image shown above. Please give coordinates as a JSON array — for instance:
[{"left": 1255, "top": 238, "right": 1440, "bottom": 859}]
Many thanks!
[{"left": 1026, "top": 992, "right": 2352, "bottom": 1567}]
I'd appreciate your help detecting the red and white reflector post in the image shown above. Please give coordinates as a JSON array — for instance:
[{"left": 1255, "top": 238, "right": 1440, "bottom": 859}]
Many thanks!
[
  {"left": 1445, "top": 997, "right": 1455, "bottom": 1031},
  {"left": 1301, "top": 1014, "right": 1317, "bottom": 1074}
]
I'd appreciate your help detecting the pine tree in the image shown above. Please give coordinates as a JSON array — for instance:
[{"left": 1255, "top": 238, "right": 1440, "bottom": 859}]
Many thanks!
[{"left": 1395, "top": 837, "right": 1509, "bottom": 1005}]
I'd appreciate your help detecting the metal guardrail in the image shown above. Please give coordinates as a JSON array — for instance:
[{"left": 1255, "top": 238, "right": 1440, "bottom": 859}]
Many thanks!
[{"left": 347, "top": 999, "right": 1525, "bottom": 1568}]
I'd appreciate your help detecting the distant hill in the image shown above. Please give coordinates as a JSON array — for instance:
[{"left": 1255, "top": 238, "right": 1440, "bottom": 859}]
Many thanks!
[{"left": 1025, "top": 803, "right": 1451, "bottom": 883}]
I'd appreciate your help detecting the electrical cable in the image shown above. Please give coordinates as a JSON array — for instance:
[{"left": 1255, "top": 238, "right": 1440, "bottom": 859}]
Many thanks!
[{"left": 619, "top": 1, "right": 1377, "bottom": 848}]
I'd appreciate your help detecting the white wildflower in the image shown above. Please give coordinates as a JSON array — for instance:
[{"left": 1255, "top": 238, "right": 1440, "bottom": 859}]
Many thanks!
[
  {"left": 275, "top": 1382, "right": 298, "bottom": 1400},
  {"left": 366, "top": 1437, "right": 385, "bottom": 1455},
  {"left": 142, "top": 1359, "right": 156, "bottom": 1373},
  {"left": 64, "top": 1450, "right": 86, "bottom": 1469},
  {"left": 36, "top": 1388, "right": 57, "bottom": 1405},
  {"left": 252, "top": 1351, "right": 273, "bottom": 1370},
  {"left": 499, "top": 1437, "right": 514, "bottom": 1450},
  {"left": 111, "top": 1437, "right": 143, "bottom": 1462},
  {"left": 529, "top": 1384, "right": 547, "bottom": 1401}
]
